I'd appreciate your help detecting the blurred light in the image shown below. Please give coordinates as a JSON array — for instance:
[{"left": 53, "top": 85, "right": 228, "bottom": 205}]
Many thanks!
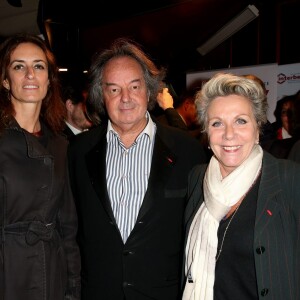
[{"left": 197, "top": 5, "right": 259, "bottom": 56}]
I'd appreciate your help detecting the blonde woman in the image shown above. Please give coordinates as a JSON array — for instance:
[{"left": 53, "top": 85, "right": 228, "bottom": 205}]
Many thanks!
[{"left": 183, "top": 73, "right": 300, "bottom": 300}]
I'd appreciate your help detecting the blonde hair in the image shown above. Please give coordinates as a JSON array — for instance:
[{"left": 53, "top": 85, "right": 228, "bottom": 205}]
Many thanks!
[{"left": 195, "top": 72, "right": 268, "bottom": 133}]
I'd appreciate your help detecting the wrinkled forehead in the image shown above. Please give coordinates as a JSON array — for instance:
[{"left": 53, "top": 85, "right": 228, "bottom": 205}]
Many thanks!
[{"left": 104, "top": 56, "right": 143, "bottom": 75}]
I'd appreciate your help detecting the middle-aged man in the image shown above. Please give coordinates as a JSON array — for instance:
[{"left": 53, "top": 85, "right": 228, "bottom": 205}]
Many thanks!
[{"left": 67, "top": 38, "right": 208, "bottom": 300}]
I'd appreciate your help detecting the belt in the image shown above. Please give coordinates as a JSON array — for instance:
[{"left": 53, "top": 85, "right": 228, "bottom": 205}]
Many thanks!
[{"left": 1, "top": 221, "right": 56, "bottom": 245}]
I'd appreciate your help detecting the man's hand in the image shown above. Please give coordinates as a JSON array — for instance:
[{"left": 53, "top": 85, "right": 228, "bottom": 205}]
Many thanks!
[{"left": 157, "top": 87, "right": 174, "bottom": 110}]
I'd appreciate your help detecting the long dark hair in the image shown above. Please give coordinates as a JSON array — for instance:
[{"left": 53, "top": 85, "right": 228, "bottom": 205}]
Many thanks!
[{"left": 0, "top": 33, "right": 66, "bottom": 134}]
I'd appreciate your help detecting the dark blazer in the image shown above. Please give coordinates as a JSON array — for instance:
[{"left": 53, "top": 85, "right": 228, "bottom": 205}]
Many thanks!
[
  {"left": 288, "top": 139, "right": 300, "bottom": 163},
  {"left": 184, "top": 151, "right": 300, "bottom": 300},
  {"left": 68, "top": 121, "right": 207, "bottom": 300}
]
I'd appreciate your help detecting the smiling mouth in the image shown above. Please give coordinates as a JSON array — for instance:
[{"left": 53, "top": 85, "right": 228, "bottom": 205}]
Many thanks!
[
  {"left": 23, "top": 85, "right": 38, "bottom": 89},
  {"left": 222, "top": 146, "right": 241, "bottom": 150}
]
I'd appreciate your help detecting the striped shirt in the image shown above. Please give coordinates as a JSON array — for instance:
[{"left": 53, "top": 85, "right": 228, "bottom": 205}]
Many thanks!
[{"left": 106, "top": 113, "right": 156, "bottom": 242}]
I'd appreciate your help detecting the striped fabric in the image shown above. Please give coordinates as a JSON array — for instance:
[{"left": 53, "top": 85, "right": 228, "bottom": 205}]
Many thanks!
[{"left": 106, "top": 116, "right": 156, "bottom": 242}]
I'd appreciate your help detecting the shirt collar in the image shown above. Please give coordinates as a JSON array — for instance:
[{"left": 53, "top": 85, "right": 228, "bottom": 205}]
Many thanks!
[
  {"left": 282, "top": 126, "right": 292, "bottom": 139},
  {"left": 65, "top": 121, "right": 83, "bottom": 135},
  {"left": 178, "top": 112, "right": 187, "bottom": 125},
  {"left": 107, "top": 111, "right": 156, "bottom": 142}
]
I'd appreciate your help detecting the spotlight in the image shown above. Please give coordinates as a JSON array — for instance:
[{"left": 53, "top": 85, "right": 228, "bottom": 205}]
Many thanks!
[{"left": 197, "top": 5, "right": 259, "bottom": 56}]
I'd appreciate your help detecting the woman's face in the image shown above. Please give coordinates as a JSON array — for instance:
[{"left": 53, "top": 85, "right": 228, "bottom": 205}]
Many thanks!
[
  {"left": 207, "top": 95, "right": 259, "bottom": 178},
  {"left": 3, "top": 42, "right": 49, "bottom": 107},
  {"left": 281, "top": 101, "right": 293, "bottom": 133}
]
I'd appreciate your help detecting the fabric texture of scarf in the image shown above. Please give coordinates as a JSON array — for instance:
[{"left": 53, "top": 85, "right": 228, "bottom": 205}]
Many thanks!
[{"left": 182, "top": 144, "right": 263, "bottom": 300}]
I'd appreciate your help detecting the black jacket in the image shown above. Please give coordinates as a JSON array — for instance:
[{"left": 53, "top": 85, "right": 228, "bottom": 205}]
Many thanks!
[
  {"left": 68, "top": 121, "right": 207, "bottom": 300},
  {"left": 184, "top": 151, "right": 300, "bottom": 300}
]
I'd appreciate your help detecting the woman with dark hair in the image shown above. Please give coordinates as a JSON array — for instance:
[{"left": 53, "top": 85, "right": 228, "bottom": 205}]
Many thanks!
[
  {"left": 263, "top": 93, "right": 298, "bottom": 158},
  {"left": 273, "top": 94, "right": 295, "bottom": 139},
  {"left": 0, "top": 33, "right": 80, "bottom": 300}
]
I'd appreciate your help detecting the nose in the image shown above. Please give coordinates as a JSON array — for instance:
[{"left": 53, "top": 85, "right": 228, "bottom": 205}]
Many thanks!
[
  {"left": 120, "top": 89, "right": 131, "bottom": 103},
  {"left": 223, "top": 125, "right": 235, "bottom": 140},
  {"left": 26, "top": 67, "right": 34, "bottom": 79}
]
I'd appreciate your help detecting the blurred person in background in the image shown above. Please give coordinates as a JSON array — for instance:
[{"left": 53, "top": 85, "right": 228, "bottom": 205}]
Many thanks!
[
  {"left": 157, "top": 87, "right": 199, "bottom": 133},
  {"left": 273, "top": 94, "right": 295, "bottom": 139},
  {"left": 61, "top": 83, "right": 93, "bottom": 138},
  {"left": 263, "top": 92, "right": 299, "bottom": 158},
  {"left": 156, "top": 87, "right": 210, "bottom": 156}
]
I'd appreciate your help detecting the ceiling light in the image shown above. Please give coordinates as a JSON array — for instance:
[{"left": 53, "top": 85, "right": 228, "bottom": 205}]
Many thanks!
[{"left": 197, "top": 5, "right": 259, "bottom": 56}]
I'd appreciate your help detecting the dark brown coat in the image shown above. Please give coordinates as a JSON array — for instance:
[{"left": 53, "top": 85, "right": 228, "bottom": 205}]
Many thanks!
[{"left": 0, "top": 119, "right": 81, "bottom": 300}]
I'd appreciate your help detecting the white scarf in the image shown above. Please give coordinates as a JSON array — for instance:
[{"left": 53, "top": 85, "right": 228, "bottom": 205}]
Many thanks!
[{"left": 183, "top": 145, "right": 263, "bottom": 300}]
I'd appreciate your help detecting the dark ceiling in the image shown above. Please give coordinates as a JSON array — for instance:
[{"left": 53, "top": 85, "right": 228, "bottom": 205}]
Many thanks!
[{"left": 37, "top": 0, "right": 300, "bottom": 93}]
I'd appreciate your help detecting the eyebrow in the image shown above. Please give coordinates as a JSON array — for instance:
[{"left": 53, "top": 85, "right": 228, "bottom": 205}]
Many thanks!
[
  {"left": 102, "top": 78, "right": 142, "bottom": 86},
  {"left": 10, "top": 59, "right": 47, "bottom": 64},
  {"left": 208, "top": 113, "right": 250, "bottom": 119}
]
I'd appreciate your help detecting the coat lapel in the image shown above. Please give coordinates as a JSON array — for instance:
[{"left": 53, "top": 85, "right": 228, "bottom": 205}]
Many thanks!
[
  {"left": 136, "top": 134, "right": 177, "bottom": 221},
  {"left": 85, "top": 126, "right": 177, "bottom": 228},
  {"left": 255, "top": 152, "right": 282, "bottom": 238},
  {"left": 85, "top": 130, "right": 116, "bottom": 223}
]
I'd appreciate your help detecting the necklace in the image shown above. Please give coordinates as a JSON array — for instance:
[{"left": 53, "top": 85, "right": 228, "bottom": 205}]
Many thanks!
[
  {"left": 215, "top": 204, "right": 241, "bottom": 262},
  {"left": 215, "top": 167, "right": 262, "bottom": 262}
]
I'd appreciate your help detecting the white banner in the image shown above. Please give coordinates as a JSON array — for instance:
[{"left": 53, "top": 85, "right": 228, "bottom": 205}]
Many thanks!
[
  {"left": 186, "top": 64, "right": 278, "bottom": 122},
  {"left": 277, "top": 63, "right": 300, "bottom": 101}
]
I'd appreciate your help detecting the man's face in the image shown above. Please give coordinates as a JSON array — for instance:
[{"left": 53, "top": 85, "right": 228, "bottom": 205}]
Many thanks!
[{"left": 101, "top": 56, "right": 148, "bottom": 133}]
